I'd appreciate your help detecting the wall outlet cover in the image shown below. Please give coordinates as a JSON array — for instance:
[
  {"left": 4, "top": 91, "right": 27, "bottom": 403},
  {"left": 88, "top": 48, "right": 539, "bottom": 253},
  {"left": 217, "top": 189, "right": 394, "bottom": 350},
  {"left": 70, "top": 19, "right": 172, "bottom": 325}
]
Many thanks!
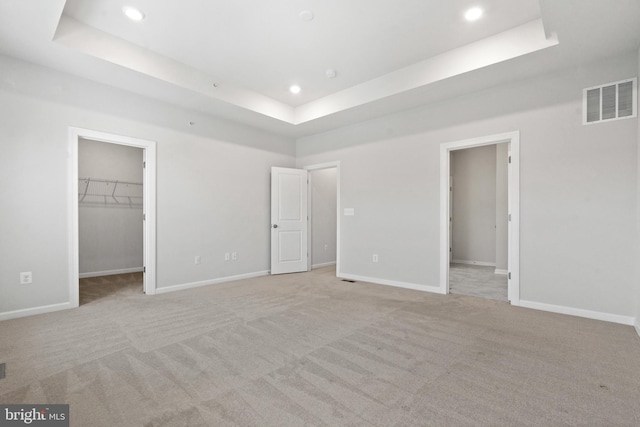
[{"left": 19, "top": 272, "right": 32, "bottom": 285}]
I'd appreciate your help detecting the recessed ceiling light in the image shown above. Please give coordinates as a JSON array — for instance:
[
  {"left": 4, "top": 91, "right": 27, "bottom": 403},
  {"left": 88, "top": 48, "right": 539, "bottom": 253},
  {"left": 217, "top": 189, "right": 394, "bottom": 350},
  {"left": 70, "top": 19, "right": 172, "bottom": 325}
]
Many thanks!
[
  {"left": 289, "top": 85, "right": 301, "bottom": 94},
  {"left": 123, "top": 6, "right": 145, "bottom": 21},
  {"left": 464, "top": 7, "right": 483, "bottom": 21}
]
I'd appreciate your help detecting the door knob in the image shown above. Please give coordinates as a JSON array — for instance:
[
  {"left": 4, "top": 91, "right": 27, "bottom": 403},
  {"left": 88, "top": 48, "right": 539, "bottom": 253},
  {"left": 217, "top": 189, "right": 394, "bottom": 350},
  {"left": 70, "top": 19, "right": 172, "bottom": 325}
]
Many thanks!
[{"left": 273, "top": 224, "right": 278, "bottom": 228}]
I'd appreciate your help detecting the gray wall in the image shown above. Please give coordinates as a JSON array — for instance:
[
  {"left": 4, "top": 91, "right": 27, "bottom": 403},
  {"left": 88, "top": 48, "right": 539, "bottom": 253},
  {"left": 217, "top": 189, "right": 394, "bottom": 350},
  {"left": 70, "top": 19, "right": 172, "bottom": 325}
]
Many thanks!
[
  {"left": 637, "top": 48, "right": 640, "bottom": 332},
  {"left": 495, "top": 143, "right": 509, "bottom": 272},
  {"left": 451, "top": 144, "right": 497, "bottom": 265},
  {"left": 78, "top": 139, "right": 143, "bottom": 276},
  {"left": 1, "top": 50, "right": 638, "bottom": 328},
  {"left": 297, "top": 52, "right": 639, "bottom": 318},
  {"left": 0, "top": 54, "right": 295, "bottom": 315},
  {"left": 311, "top": 168, "right": 337, "bottom": 267}
]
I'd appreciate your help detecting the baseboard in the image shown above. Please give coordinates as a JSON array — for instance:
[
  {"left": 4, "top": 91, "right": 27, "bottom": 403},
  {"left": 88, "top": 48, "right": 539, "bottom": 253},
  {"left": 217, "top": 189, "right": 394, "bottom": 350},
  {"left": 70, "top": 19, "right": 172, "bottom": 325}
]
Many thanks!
[
  {"left": 451, "top": 259, "right": 496, "bottom": 267},
  {"left": 79, "top": 267, "right": 143, "bottom": 279},
  {"left": 155, "top": 270, "right": 269, "bottom": 295},
  {"left": 312, "top": 261, "right": 336, "bottom": 269},
  {"left": 635, "top": 319, "right": 640, "bottom": 337},
  {"left": 338, "top": 273, "right": 445, "bottom": 295},
  {"left": 494, "top": 269, "right": 508, "bottom": 275},
  {"left": 518, "top": 300, "right": 635, "bottom": 326},
  {"left": 0, "top": 302, "right": 74, "bottom": 322}
]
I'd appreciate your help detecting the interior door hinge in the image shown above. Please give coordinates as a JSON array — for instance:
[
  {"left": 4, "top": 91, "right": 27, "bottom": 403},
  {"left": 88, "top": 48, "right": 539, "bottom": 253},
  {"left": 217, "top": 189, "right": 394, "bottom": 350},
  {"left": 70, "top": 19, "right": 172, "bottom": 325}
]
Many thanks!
[
  {"left": 143, "top": 213, "right": 146, "bottom": 221},
  {"left": 508, "top": 272, "right": 511, "bottom": 279},
  {"left": 143, "top": 267, "right": 146, "bottom": 273},
  {"left": 143, "top": 161, "right": 146, "bottom": 168},
  {"left": 508, "top": 213, "right": 511, "bottom": 221},
  {"left": 508, "top": 156, "right": 511, "bottom": 164}
]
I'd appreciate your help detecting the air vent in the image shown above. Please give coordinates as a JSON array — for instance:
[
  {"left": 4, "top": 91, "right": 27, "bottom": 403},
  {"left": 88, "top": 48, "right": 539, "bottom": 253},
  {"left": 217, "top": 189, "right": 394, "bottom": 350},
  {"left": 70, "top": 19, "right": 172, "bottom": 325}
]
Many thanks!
[{"left": 583, "top": 78, "right": 637, "bottom": 124}]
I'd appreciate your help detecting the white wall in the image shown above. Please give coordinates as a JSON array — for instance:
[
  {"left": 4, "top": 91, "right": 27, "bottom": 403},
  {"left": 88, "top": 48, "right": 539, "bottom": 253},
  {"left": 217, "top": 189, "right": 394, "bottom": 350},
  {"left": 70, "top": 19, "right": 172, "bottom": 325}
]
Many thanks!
[
  {"left": 297, "top": 52, "right": 639, "bottom": 320},
  {"left": 311, "top": 168, "right": 337, "bottom": 267},
  {"left": 451, "top": 145, "right": 497, "bottom": 265},
  {"left": 495, "top": 143, "right": 509, "bottom": 272},
  {"left": 78, "top": 139, "right": 143, "bottom": 276},
  {"left": 0, "top": 54, "right": 295, "bottom": 316}
]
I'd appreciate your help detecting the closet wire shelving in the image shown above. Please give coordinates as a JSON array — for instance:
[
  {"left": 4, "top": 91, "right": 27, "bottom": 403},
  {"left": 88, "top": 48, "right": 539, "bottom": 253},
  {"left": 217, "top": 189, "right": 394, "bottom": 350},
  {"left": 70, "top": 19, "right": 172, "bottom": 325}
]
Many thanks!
[{"left": 78, "top": 177, "right": 143, "bottom": 207}]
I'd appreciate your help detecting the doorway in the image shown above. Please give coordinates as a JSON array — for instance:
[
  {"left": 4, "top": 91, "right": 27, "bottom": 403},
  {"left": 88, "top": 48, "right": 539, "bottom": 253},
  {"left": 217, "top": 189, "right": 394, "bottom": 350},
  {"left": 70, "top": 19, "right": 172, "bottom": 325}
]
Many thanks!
[
  {"left": 304, "top": 162, "right": 340, "bottom": 277},
  {"left": 269, "top": 162, "right": 341, "bottom": 277},
  {"left": 439, "top": 131, "right": 520, "bottom": 304},
  {"left": 449, "top": 143, "right": 508, "bottom": 301},
  {"left": 307, "top": 165, "right": 338, "bottom": 271},
  {"left": 78, "top": 139, "right": 144, "bottom": 303},
  {"left": 69, "top": 127, "right": 157, "bottom": 308}
]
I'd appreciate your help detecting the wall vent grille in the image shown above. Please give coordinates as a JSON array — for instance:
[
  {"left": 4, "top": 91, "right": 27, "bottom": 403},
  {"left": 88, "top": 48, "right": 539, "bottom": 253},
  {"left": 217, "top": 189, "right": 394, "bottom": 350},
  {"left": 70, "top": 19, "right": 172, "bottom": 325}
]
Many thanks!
[{"left": 583, "top": 78, "right": 637, "bottom": 124}]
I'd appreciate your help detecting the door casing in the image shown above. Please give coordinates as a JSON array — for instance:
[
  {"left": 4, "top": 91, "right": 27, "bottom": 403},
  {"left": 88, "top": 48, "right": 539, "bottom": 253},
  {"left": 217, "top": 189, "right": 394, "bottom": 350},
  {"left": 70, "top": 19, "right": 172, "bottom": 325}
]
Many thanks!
[
  {"left": 440, "top": 131, "right": 520, "bottom": 304},
  {"left": 69, "top": 127, "right": 157, "bottom": 307}
]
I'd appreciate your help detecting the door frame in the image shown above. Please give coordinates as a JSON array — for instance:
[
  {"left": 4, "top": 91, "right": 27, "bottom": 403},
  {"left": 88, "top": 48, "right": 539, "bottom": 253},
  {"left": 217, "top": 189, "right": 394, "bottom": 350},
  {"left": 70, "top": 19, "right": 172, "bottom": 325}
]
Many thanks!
[
  {"left": 439, "top": 131, "right": 520, "bottom": 304},
  {"left": 304, "top": 162, "right": 341, "bottom": 277},
  {"left": 69, "top": 127, "right": 157, "bottom": 307}
]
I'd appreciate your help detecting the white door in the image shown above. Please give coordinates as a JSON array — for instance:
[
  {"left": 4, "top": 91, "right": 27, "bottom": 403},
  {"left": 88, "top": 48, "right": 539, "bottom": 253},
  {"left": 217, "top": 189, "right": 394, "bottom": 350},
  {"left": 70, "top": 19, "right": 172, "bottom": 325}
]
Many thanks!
[{"left": 271, "top": 167, "right": 308, "bottom": 274}]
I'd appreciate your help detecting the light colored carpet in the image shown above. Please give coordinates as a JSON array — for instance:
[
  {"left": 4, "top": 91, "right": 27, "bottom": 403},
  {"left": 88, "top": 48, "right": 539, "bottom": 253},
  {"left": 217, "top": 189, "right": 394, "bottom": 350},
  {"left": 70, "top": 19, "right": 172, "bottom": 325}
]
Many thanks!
[
  {"left": 449, "top": 263, "right": 508, "bottom": 301},
  {"left": 1, "top": 267, "right": 640, "bottom": 426}
]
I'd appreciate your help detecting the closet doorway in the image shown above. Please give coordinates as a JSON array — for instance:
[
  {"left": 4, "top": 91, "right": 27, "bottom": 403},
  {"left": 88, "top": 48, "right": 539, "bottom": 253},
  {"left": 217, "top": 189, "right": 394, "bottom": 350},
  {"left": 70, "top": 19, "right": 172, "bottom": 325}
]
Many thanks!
[
  {"left": 78, "top": 139, "right": 143, "bottom": 303},
  {"left": 69, "top": 127, "right": 156, "bottom": 308}
]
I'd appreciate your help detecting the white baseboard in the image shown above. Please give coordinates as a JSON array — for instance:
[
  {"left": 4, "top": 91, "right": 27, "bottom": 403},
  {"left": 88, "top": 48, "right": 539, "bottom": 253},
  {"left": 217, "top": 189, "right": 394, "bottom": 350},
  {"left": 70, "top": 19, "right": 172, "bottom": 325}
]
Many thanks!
[
  {"left": 155, "top": 270, "right": 269, "bottom": 295},
  {"left": 635, "top": 319, "right": 640, "bottom": 337},
  {"left": 494, "top": 269, "right": 508, "bottom": 275},
  {"left": 451, "top": 259, "right": 496, "bottom": 267},
  {"left": 338, "top": 273, "right": 445, "bottom": 295},
  {"left": 518, "top": 300, "right": 635, "bottom": 326},
  {"left": 79, "top": 267, "right": 143, "bottom": 279},
  {"left": 0, "top": 302, "right": 74, "bottom": 322},
  {"left": 312, "top": 261, "right": 336, "bottom": 269}
]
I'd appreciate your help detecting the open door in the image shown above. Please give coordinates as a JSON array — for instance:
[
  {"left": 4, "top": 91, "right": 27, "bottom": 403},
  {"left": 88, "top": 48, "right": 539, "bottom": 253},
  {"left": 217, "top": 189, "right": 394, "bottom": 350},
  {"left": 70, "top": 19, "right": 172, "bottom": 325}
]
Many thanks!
[{"left": 271, "top": 167, "right": 308, "bottom": 274}]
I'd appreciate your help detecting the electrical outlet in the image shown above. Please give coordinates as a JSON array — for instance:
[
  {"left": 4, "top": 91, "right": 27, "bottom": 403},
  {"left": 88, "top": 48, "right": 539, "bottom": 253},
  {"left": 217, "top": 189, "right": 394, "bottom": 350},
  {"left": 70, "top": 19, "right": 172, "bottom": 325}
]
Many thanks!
[
  {"left": 194, "top": 256, "right": 201, "bottom": 265},
  {"left": 224, "top": 252, "right": 230, "bottom": 261},
  {"left": 232, "top": 252, "right": 237, "bottom": 261},
  {"left": 372, "top": 254, "right": 379, "bottom": 263},
  {"left": 20, "top": 272, "right": 32, "bottom": 285}
]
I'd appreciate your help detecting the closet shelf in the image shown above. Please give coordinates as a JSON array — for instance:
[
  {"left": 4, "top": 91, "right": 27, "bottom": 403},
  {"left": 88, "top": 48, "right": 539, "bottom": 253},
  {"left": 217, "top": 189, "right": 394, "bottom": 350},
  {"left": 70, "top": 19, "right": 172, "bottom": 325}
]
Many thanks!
[{"left": 79, "top": 177, "right": 143, "bottom": 206}]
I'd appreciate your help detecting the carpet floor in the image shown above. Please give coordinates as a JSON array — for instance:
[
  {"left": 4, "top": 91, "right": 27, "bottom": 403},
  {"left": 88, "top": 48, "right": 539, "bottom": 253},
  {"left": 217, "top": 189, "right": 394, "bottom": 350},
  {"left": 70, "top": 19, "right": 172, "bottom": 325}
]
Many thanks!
[
  {"left": 449, "top": 263, "right": 508, "bottom": 301},
  {"left": 1, "top": 267, "right": 639, "bottom": 426}
]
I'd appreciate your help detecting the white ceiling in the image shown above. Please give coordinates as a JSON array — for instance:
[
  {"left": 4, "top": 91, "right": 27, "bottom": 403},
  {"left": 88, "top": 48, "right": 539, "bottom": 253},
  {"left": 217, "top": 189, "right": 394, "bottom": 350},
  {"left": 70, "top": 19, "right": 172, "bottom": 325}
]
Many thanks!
[{"left": 0, "top": 0, "right": 639, "bottom": 137}]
